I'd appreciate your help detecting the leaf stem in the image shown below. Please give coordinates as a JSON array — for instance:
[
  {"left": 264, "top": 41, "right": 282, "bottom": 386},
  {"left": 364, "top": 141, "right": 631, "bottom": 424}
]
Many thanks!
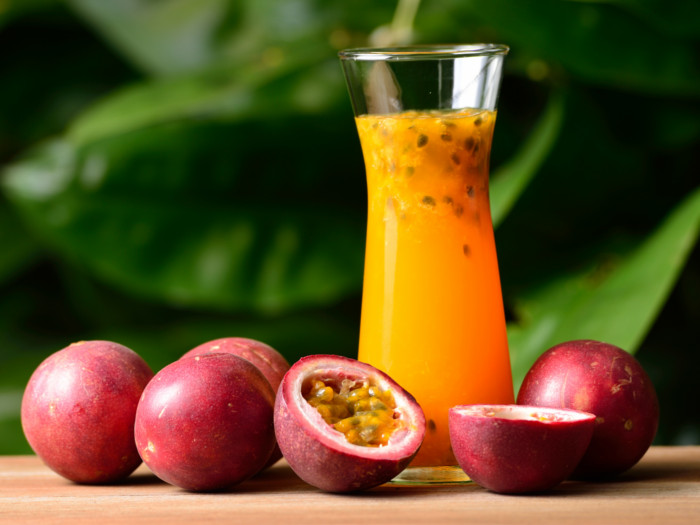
[{"left": 370, "top": 0, "right": 421, "bottom": 46}]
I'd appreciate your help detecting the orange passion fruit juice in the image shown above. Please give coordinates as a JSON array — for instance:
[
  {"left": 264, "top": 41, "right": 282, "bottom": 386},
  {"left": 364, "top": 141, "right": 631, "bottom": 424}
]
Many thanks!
[{"left": 355, "top": 108, "right": 514, "bottom": 467}]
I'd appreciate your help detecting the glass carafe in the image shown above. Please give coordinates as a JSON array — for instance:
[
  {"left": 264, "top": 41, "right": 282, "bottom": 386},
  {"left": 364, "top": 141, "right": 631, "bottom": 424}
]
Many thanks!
[{"left": 339, "top": 45, "right": 514, "bottom": 484}]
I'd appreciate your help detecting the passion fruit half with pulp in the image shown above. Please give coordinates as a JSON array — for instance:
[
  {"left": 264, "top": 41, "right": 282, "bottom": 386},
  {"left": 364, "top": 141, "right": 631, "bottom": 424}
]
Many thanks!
[
  {"left": 449, "top": 404, "right": 596, "bottom": 494},
  {"left": 274, "top": 355, "right": 425, "bottom": 492}
]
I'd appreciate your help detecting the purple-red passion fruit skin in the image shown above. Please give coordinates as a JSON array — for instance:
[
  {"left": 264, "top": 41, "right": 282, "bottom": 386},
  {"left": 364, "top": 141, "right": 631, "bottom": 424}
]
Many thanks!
[
  {"left": 449, "top": 405, "right": 596, "bottom": 494},
  {"left": 21, "top": 340, "right": 154, "bottom": 484},
  {"left": 517, "top": 340, "right": 660, "bottom": 479},
  {"left": 181, "top": 337, "right": 290, "bottom": 393},
  {"left": 274, "top": 354, "right": 426, "bottom": 493},
  {"left": 134, "top": 353, "right": 276, "bottom": 491},
  {"left": 181, "top": 337, "right": 290, "bottom": 469}
]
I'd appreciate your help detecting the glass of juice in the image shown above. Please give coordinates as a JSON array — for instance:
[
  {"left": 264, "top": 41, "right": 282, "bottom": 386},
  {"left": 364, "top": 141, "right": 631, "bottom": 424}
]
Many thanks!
[{"left": 338, "top": 45, "right": 514, "bottom": 484}]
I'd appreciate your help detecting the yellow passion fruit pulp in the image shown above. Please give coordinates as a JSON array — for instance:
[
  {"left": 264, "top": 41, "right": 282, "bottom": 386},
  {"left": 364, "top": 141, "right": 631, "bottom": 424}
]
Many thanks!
[{"left": 304, "top": 378, "right": 402, "bottom": 447}]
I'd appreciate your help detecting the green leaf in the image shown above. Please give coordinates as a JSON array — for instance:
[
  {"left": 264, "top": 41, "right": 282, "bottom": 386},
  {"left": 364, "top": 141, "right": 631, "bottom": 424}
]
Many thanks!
[
  {"left": 0, "top": 200, "right": 40, "bottom": 285},
  {"left": 0, "top": 416, "right": 31, "bottom": 454},
  {"left": 0, "top": 0, "right": 61, "bottom": 29},
  {"left": 66, "top": 0, "right": 382, "bottom": 76},
  {"left": 2, "top": 116, "right": 365, "bottom": 314},
  {"left": 67, "top": 0, "right": 238, "bottom": 75},
  {"left": 1, "top": 32, "right": 366, "bottom": 314},
  {"left": 570, "top": 0, "right": 700, "bottom": 38},
  {"left": 67, "top": 51, "right": 341, "bottom": 146},
  {"left": 508, "top": 186, "right": 700, "bottom": 388},
  {"left": 490, "top": 88, "right": 565, "bottom": 227},
  {"left": 455, "top": 0, "right": 700, "bottom": 95}
]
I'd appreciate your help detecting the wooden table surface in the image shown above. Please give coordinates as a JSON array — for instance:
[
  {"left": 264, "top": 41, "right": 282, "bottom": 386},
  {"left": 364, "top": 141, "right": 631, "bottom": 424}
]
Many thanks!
[{"left": 0, "top": 446, "right": 698, "bottom": 524}]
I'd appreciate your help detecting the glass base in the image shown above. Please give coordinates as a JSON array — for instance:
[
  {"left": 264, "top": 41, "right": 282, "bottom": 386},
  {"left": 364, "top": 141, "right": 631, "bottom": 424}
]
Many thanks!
[{"left": 391, "top": 466, "right": 471, "bottom": 485}]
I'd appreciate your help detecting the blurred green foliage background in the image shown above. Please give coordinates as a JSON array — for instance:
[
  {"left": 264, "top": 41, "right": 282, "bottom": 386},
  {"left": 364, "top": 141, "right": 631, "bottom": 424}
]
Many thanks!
[{"left": 0, "top": 0, "right": 698, "bottom": 454}]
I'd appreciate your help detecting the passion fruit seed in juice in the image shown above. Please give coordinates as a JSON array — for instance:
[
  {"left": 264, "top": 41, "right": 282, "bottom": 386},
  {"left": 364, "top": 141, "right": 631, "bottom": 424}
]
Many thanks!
[
  {"left": 356, "top": 108, "right": 514, "bottom": 467},
  {"left": 304, "top": 379, "right": 402, "bottom": 447}
]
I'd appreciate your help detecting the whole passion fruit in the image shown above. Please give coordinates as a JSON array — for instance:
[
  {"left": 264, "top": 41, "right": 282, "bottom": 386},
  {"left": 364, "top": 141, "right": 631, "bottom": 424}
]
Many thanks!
[
  {"left": 449, "top": 405, "right": 596, "bottom": 494},
  {"left": 21, "top": 340, "right": 154, "bottom": 484},
  {"left": 517, "top": 340, "right": 660, "bottom": 479},
  {"left": 274, "top": 354, "right": 425, "bottom": 492},
  {"left": 134, "top": 353, "right": 276, "bottom": 491},
  {"left": 180, "top": 337, "right": 290, "bottom": 469}
]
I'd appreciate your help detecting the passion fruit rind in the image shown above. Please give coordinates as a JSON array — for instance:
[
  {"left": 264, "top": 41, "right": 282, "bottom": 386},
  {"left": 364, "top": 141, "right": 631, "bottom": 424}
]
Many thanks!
[
  {"left": 135, "top": 353, "right": 277, "bottom": 492},
  {"left": 274, "top": 354, "right": 426, "bottom": 493},
  {"left": 181, "top": 337, "right": 289, "bottom": 392},
  {"left": 22, "top": 340, "right": 154, "bottom": 484},
  {"left": 517, "top": 339, "right": 660, "bottom": 479},
  {"left": 181, "top": 337, "right": 290, "bottom": 469},
  {"left": 449, "top": 404, "right": 596, "bottom": 494}
]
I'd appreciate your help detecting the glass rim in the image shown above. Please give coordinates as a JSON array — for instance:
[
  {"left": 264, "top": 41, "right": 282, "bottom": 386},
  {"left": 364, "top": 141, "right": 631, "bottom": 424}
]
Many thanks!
[{"left": 338, "top": 43, "right": 509, "bottom": 61}]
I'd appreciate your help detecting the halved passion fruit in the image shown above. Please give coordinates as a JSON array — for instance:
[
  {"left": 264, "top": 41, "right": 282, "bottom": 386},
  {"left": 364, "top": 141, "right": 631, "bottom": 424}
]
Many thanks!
[
  {"left": 449, "top": 404, "right": 596, "bottom": 494},
  {"left": 274, "top": 354, "right": 425, "bottom": 492}
]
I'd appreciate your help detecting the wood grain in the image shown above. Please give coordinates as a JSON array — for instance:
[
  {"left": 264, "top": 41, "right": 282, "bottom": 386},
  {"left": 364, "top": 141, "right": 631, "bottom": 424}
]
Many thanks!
[{"left": 1, "top": 447, "right": 698, "bottom": 524}]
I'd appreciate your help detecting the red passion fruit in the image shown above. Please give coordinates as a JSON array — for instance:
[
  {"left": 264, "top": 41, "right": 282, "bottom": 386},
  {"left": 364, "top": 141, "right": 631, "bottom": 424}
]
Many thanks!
[
  {"left": 274, "top": 354, "right": 425, "bottom": 492},
  {"left": 21, "top": 340, "right": 154, "bottom": 484},
  {"left": 134, "top": 353, "right": 276, "bottom": 491},
  {"left": 517, "top": 339, "right": 660, "bottom": 479},
  {"left": 181, "top": 337, "right": 290, "bottom": 468},
  {"left": 449, "top": 405, "right": 596, "bottom": 494}
]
